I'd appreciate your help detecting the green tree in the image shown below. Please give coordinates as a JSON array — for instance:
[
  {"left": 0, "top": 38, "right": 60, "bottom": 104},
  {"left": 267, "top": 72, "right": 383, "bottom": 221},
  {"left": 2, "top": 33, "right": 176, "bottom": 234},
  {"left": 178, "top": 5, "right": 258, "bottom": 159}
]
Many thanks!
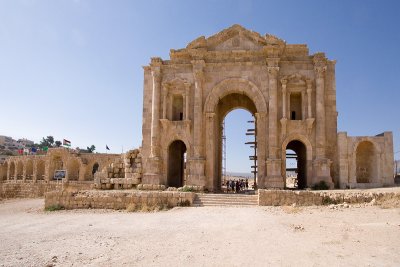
[
  {"left": 40, "top": 136, "right": 55, "bottom": 148},
  {"left": 55, "top": 140, "right": 62, "bottom": 147},
  {"left": 86, "top": 145, "right": 96, "bottom": 153}
]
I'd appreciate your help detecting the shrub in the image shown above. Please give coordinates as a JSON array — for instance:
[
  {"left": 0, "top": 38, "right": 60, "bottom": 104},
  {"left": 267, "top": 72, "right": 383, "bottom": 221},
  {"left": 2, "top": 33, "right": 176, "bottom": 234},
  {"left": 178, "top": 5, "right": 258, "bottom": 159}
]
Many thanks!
[
  {"left": 177, "top": 199, "right": 191, "bottom": 207},
  {"left": 181, "top": 186, "right": 194, "bottom": 192},
  {"left": 45, "top": 204, "right": 64, "bottom": 211},
  {"left": 311, "top": 181, "right": 330, "bottom": 190}
]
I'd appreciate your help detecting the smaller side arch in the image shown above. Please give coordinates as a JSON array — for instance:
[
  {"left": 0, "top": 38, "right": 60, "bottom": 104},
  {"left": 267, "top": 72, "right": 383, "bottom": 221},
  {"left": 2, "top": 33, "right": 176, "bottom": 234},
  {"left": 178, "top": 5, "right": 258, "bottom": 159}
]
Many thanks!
[{"left": 281, "top": 134, "right": 313, "bottom": 188}]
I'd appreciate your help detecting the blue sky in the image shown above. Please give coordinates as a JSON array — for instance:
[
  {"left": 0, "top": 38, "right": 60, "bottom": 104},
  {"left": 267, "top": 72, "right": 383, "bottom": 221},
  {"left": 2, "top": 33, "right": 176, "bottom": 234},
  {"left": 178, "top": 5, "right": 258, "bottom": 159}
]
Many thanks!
[{"left": 1, "top": 0, "right": 399, "bottom": 172}]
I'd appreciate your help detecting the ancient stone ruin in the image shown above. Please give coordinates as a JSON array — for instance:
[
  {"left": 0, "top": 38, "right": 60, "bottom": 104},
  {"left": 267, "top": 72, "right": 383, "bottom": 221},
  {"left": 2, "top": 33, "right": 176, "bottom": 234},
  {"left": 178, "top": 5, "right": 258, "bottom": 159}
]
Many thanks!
[{"left": 0, "top": 25, "right": 395, "bottom": 202}]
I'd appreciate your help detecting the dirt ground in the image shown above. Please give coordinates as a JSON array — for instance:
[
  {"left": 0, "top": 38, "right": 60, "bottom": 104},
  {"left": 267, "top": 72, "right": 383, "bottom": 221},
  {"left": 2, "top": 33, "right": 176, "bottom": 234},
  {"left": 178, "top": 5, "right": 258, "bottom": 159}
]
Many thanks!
[{"left": 0, "top": 199, "right": 399, "bottom": 267}]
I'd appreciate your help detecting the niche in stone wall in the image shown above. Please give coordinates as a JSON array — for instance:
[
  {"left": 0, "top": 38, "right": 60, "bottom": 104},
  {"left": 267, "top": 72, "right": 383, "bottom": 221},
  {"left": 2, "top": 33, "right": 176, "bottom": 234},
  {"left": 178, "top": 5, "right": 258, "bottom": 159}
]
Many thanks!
[
  {"left": 356, "top": 141, "right": 377, "bottom": 183},
  {"left": 171, "top": 94, "right": 183, "bottom": 121},
  {"left": 290, "top": 93, "right": 302, "bottom": 120}
]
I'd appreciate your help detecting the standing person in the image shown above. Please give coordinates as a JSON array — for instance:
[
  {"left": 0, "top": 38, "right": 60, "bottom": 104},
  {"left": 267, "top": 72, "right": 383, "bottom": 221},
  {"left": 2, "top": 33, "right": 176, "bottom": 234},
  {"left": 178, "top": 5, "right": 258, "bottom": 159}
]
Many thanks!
[
  {"left": 230, "top": 180, "right": 235, "bottom": 193},
  {"left": 235, "top": 180, "right": 240, "bottom": 193},
  {"left": 245, "top": 179, "right": 249, "bottom": 190}
]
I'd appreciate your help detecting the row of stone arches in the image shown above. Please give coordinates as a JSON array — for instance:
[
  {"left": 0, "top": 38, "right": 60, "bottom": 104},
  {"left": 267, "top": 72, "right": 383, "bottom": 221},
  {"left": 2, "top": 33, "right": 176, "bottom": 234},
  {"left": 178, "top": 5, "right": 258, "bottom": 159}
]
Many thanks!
[{"left": 1, "top": 157, "right": 103, "bottom": 182}]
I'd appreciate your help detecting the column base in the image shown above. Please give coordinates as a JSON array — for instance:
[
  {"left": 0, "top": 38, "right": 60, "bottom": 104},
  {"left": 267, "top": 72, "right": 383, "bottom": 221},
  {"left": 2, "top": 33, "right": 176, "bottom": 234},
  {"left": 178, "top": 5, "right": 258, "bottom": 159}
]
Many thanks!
[
  {"left": 264, "top": 176, "right": 285, "bottom": 189},
  {"left": 312, "top": 158, "right": 334, "bottom": 188},
  {"left": 142, "top": 156, "right": 162, "bottom": 185},
  {"left": 265, "top": 158, "right": 284, "bottom": 189}
]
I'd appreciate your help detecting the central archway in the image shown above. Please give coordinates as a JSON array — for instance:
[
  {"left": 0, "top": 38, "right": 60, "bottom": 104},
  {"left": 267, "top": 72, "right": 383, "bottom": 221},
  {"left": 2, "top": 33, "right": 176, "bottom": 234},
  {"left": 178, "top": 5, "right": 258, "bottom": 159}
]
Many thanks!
[{"left": 204, "top": 78, "right": 267, "bottom": 191}]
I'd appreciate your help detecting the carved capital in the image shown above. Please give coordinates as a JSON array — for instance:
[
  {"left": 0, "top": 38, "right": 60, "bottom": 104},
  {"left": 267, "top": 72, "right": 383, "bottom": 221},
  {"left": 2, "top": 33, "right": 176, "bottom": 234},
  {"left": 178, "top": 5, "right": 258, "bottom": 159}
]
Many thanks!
[
  {"left": 151, "top": 69, "right": 162, "bottom": 83},
  {"left": 306, "top": 79, "right": 312, "bottom": 89},
  {"left": 205, "top": 112, "right": 215, "bottom": 120},
  {"left": 255, "top": 112, "right": 266, "bottom": 120},
  {"left": 267, "top": 67, "right": 280, "bottom": 78},
  {"left": 184, "top": 82, "right": 191, "bottom": 91},
  {"left": 314, "top": 66, "right": 327, "bottom": 79}
]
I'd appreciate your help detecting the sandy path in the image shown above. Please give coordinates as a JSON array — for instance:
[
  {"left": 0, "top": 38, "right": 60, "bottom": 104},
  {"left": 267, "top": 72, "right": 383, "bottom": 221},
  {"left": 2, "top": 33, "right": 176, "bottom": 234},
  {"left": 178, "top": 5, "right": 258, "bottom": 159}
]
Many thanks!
[{"left": 0, "top": 198, "right": 399, "bottom": 266}]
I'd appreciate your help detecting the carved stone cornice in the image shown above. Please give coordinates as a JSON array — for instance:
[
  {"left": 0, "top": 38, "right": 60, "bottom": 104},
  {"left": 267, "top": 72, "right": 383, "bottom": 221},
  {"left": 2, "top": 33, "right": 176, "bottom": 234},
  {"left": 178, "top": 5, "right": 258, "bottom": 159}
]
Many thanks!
[{"left": 150, "top": 57, "right": 163, "bottom": 67}]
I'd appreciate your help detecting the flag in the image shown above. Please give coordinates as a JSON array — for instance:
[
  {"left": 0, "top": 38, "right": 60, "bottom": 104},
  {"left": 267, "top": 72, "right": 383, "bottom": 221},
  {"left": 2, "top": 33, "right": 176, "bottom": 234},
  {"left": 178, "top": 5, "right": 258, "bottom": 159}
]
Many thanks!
[
  {"left": 23, "top": 148, "right": 29, "bottom": 155},
  {"left": 31, "top": 147, "right": 37, "bottom": 153},
  {"left": 63, "top": 139, "right": 71, "bottom": 147},
  {"left": 43, "top": 146, "right": 48, "bottom": 152},
  {"left": 106, "top": 145, "right": 110, "bottom": 150},
  {"left": 18, "top": 149, "right": 23, "bottom": 155}
]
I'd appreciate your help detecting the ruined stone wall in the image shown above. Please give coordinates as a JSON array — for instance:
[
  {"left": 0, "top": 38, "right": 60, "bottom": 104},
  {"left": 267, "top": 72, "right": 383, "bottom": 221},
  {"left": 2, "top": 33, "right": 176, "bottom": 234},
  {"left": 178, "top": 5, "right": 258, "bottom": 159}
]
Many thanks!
[
  {"left": 337, "top": 132, "right": 394, "bottom": 188},
  {"left": 0, "top": 181, "right": 93, "bottom": 198},
  {"left": 94, "top": 149, "right": 143, "bottom": 189},
  {"left": 45, "top": 190, "right": 195, "bottom": 210},
  {"left": 258, "top": 189, "right": 400, "bottom": 206}
]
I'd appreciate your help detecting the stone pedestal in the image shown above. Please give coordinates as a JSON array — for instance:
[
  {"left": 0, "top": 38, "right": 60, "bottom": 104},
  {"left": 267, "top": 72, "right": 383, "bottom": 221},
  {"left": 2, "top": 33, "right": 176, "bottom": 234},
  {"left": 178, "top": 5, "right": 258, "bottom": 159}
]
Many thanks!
[
  {"left": 186, "top": 158, "right": 206, "bottom": 187},
  {"left": 265, "top": 158, "right": 284, "bottom": 188},
  {"left": 312, "top": 158, "right": 333, "bottom": 188},
  {"left": 142, "top": 156, "right": 162, "bottom": 185}
]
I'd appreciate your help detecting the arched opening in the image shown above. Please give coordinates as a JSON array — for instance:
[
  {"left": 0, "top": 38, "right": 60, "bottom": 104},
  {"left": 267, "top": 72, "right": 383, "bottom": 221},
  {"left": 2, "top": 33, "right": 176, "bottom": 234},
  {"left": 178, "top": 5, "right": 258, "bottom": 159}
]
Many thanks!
[
  {"left": 36, "top": 160, "right": 45, "bottom": 181},
  {"left": 25, "top": 160, "right": 34, "bottom": 180},
  {"left": 221, "top": 109, "right": 254, "bottom": 193},
  {"left": 67, "top": 158, "right": 80, "bottom": 181},
  {"left": 167, "top": 140, "right": 187, "bottom": 187},
  {"left": 49, "top": 155, "right": 64, "bottom": 180},
  {"left": 0, "top": 162, "right": 8, "bottom": 181},
  {"left": 9, "top": 162, "right": 15, "bottom": 180},
  {"left": 356, "top": 141, "right": 377, "bottom": 183},
  {"left": 92, "top": 162, "right": 99, "bottom": 175},
  {"left": 16, "top": 161, "right": 23, "bottom": 180},
  {"left": 217, "top": 93, "right": 257, "bottom": 192},
  {"left": 285, "top": 140, "right": 307, "bottom": 189}
]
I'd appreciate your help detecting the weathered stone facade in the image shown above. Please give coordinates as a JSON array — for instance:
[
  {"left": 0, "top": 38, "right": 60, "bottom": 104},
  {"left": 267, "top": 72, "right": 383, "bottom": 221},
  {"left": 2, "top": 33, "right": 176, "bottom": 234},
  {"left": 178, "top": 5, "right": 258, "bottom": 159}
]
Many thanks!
[{"left": 141, "top": 24, "right": 394, "bottom": 191}]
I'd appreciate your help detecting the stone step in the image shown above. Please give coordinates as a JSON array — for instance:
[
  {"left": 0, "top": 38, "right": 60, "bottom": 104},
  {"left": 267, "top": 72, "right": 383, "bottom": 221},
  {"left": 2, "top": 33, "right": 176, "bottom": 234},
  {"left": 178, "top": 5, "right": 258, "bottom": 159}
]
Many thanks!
[{"left": 193, "top": 193, "right": 259, "bottom": 207}]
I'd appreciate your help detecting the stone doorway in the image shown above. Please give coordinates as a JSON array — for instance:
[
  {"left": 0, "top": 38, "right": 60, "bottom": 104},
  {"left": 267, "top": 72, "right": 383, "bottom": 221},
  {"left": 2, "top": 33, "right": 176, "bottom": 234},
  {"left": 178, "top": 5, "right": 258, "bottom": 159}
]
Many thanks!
[
  {"left": 284, "top": 140, "right": 307, "bottom": 189},
  {"left": 167, "top": 140, "right": 187, "bottom": 188}
]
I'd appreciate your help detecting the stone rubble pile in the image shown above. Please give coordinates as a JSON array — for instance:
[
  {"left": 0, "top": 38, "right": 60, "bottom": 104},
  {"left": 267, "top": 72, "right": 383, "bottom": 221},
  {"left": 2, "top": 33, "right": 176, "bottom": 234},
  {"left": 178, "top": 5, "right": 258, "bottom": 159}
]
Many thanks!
[{"left": 94, "top": 148, "right": 143, "bottom": 190}]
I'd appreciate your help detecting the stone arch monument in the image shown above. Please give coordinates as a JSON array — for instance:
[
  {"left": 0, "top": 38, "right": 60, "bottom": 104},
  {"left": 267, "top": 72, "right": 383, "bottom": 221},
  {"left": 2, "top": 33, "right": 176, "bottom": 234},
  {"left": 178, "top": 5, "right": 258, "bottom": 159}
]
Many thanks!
[{"left": 141, "top": 24, "right": 394, "bottom": 191}]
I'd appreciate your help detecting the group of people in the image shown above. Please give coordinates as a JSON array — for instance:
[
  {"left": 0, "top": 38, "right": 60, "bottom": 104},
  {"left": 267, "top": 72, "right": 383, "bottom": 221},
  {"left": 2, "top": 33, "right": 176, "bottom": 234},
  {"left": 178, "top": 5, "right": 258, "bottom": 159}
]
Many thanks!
[{"left": 224, "top": 179, "right": 249, "bottom": 193}]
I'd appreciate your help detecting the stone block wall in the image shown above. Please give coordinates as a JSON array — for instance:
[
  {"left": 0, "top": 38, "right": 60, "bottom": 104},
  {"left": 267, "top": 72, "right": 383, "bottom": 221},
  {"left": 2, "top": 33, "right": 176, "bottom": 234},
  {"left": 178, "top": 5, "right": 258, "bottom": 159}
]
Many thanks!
[
  {"left": 0, "top": 181, "right": 93, "bottom": 199},
  {"left": 94, "top": 148, "right": 143, "bottom": 189},
  {"left": 45, "top": 190, "right": 195, "bottom": 210},
  {"left": 258, "top": 189, "right": 400, "bottom": 206}
]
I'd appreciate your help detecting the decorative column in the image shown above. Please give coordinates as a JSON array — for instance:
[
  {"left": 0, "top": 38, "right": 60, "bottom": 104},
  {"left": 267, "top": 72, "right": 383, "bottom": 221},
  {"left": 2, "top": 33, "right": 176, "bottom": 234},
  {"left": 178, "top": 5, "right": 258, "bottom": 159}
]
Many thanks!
[
  {"left": 305, "top": 79, "right": 315, "bottom": 135},
  {"left": 143, "top": 57, "right": 163, "bottom": 185},
  {"left": 281, "top": 79, "right": 287, "bottom": 119},
  {"left": 306, "top": 79, "right": 313, "bottom": 118},
  {"left": 162, "top": 84, "right": 168, "bottom": 119},
  {"left": 191, "top": 60, "right": 205, "bottom": 157},
  {"left": 301, "top": 91, "right": 306, "bottom": 120},
  {"left": 186, "top": 60, "right": 206, "bottom": 188},
  {"left": 184, "top": 82, "right": 190, "bottom": 120},
  {"left": 314, "top": 59, "right": 327, "bottom": 159},
  {"left": 255, "top": 112, "right": 267, "bottom": 188},
  {"left": 312, "top": 53, "right": 333, "bottom": 188},
  {"left": 265, "top": 57, "right": 284, "bottom": 188},
  {"left": 150, "top": 67, "right": 162, "bottom": 157},
  {"left": 280, "top": 79, "right": 288, "bottom": 139}
]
